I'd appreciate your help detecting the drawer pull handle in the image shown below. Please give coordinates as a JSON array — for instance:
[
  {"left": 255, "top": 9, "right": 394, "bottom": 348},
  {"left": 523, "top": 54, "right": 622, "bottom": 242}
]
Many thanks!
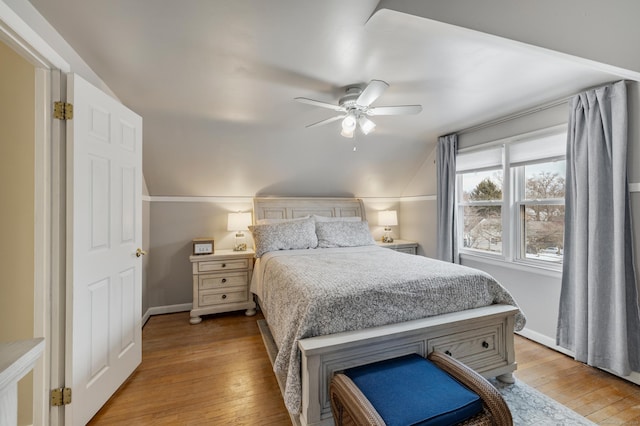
[
  {"left": 221, "top": 263, "right": 226, "bottom": 268},
  {"left": 221, "top": 278, "right": 227, "bottom": 283},
  {"left": 482, "top": 341, "right": 489, "bottom": 349},
  {"left": 445, "top": 350, "right": 452, "bottom": 356},
  {"left": 222, "top": 294, "right": 227, "bottom": 299}
]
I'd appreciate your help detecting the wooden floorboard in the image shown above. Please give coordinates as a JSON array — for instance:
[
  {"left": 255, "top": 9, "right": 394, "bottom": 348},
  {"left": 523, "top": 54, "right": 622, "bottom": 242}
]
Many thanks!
[
  {"left": 513, "top": 334, "right": 640, "bottom": 424},
  {"left": 88, "top": 311, "right": 640, "bottom": 425}
]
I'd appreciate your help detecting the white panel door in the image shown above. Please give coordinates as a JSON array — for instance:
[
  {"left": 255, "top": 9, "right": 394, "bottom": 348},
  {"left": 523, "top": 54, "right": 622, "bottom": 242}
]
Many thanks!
[{"left": 65, "top": 73, "right": 143, "bottom": 425}]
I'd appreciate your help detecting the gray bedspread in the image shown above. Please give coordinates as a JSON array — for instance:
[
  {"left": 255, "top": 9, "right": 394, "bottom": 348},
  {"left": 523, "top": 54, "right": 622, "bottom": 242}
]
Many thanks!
[{"left": 256, "top": 246, "right": 526, "bottom": 414}]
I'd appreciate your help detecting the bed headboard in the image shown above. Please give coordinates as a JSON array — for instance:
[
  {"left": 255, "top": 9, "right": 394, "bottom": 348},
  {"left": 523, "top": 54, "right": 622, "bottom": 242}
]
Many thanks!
[{"left": 252, "top": 197, "right": 366, "bottom": 223}]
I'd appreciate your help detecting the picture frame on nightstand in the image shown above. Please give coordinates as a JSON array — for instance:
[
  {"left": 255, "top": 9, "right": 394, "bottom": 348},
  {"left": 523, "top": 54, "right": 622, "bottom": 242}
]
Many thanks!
[{"left": 192, "top": 238, "right": 214, "bottom": 255}]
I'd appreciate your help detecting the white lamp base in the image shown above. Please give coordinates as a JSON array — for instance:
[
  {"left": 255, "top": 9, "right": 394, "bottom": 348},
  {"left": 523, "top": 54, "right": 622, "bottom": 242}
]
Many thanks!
[
  {"left": 382, "top": 227, "right": 394, "bottom": 243},
  {"left": 234, "top": 232, "right": 247, "bottom": 251}
]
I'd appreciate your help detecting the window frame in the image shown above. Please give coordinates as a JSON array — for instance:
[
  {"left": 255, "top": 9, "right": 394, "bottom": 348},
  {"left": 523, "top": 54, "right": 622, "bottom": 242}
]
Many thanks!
[
  {"left": 457, "top": 166, "right": 506, "bottom": 258},
  {"left": 511, "top": 161, "right": 565, "bottom": 269},
  {"left": 456, "top": 126, "right": 566, "bottom": 272}
]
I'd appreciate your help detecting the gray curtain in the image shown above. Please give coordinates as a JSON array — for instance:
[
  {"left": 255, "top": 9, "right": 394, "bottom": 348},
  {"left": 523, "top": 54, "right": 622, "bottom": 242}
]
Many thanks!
[
  {"left": 436, "top": 134, "right": 458, "bottom": 263},
  {"left": 557, "top": 81, "right": 640, "bottom": 375}
]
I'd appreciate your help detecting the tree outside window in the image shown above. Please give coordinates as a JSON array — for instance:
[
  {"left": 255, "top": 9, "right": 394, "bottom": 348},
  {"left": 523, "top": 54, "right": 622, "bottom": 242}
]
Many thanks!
[
  {"left": 521, "top": 162, "right": 565, "bottom": 262},
  {"left": 461, "top": 171, "right": 503, "bottom": 254}
]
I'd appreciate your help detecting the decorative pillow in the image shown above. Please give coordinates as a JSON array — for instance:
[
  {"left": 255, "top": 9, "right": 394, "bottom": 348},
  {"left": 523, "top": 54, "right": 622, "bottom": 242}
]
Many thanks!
[
  {"left": 316, "top": 220, "right": 375, "bottom": 248},
  {"left": 312, "top": 214, "right": 361, "bottom": 222},
  {"left": 249, "top": 218, "right": 318, "bottom": 257},
  {"left": 256, "top": 215, "right": 309, "bottom": 225}
]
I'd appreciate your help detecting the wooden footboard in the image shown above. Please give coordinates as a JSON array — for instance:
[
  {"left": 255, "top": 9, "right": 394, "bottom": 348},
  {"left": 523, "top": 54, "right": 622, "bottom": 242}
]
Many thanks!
[{"left": 297, "top": 304, "right": 519, "bottom": 426}]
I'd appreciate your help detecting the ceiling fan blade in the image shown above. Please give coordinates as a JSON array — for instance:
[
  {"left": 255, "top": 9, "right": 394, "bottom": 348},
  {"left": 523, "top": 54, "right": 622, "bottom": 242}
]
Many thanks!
[
  {"left": 367, "top": 105, "right": 423, "bottom": 116},
  {"left": 356, "top": 80, "right": 389, "bottom": 107},
  {"left": 306, "top": 115, "right": 345, "bottom": 128},
  {"left": 295, "top": 97, "right": 345, "bottom": 112}
]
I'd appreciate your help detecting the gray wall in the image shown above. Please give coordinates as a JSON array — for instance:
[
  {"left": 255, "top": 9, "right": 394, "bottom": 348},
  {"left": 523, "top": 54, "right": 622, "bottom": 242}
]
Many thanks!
[
  {"left": 399, "top": 199, "right": 437, "bottom": 257},
  {"left": 142, "top": 178, "right": 151, "bottom": 315},
  {"left": 141, "top": 82, "right": 640, "bottom": 362},
  {"left": 400, "top": 145, "right": 438, "bottom": 257},
  {"left": 148, "top": 200, "right": 252, "bottom": 308},
  {"left": 146, "top": 198, "right": 401, "bottom": 309}
]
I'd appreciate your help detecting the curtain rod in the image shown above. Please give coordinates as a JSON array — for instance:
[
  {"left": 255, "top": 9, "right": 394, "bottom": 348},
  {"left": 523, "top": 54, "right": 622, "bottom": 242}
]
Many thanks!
[{"left": 456, "top": 80, "right": 629, "bottom": 136}]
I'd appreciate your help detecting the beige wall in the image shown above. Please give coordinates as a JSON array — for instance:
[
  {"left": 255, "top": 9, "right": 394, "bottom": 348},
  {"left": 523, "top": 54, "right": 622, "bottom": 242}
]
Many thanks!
[{"left": 0, "top": 41, "right": 35, "bottom": 425}]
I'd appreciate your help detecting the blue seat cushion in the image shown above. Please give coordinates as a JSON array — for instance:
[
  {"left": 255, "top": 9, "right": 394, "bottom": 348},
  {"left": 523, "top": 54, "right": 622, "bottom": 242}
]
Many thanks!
[{"left": 344, "top": 354, "right": 483, "bottom": 426}]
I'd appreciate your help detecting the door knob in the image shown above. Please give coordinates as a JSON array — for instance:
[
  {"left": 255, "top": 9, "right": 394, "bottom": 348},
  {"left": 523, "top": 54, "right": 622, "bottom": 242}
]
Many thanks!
[{"left": 136, "top": 248, "right": 147, "bottom": 257}]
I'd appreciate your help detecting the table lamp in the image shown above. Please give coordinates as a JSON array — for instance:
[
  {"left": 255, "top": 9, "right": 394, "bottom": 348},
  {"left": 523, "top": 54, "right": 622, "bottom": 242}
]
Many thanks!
[
  {"left": 378, "top": 210, "right": 398, "bottom": 243},
  {"left": 227, "top": 212, "right": 252, "bottom": 251}
]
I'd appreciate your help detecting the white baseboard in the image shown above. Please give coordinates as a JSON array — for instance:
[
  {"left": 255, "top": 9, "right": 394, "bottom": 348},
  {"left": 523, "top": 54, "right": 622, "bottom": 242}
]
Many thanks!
[
  {"left": 516, "top": 327, "right": 574, "bottom": 357},
  {"left": 142, "top": 303, "right": 192, "bottom": 326}
]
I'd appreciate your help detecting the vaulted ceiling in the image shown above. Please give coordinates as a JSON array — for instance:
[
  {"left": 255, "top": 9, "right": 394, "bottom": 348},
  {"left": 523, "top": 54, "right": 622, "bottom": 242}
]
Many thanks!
[{"left": 27, "top": 0, "right": 622, "bottom": 197}]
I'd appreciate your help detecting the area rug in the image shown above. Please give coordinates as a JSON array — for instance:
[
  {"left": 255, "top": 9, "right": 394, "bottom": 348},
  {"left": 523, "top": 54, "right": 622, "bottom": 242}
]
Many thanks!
[
  {"left": 257, "top": 319, "right": 595, "bottom": 426},
  {"left": 488, "top": 378, "right": 595, "bottom": 425}
]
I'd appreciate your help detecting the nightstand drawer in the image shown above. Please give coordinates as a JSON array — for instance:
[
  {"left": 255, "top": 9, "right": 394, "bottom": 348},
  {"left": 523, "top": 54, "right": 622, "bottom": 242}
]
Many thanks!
[
  {"left": 394, "top": 247, "right": 416, "bottom": 255},
  {"left": 199, "top": 272, "right": 248, "bottom": 290},
  {"left": 199, "top": 288, "right": 248, "bottom": 307},
  {"left": 376, "top": 240, "right": 418, "bottom": 255},
  {"left": 197, "top": 258, "right": 249, "bottom": 273}
]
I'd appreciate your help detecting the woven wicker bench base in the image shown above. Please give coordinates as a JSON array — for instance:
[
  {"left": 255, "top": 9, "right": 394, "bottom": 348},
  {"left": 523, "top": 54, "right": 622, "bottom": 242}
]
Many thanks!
[{"left": 329, "top": 351, "right": 513, "bottom": 426}]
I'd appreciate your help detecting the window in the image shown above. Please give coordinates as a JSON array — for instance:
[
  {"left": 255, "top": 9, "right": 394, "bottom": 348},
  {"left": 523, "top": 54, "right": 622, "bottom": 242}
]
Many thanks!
[
  {"left": 517, "top": 161, "right": 566, "bottom": 263},
  {"left": 460, "top": 169, "right": 503, "bottom": 254},
  {"left": 456, "top": 129, "right": 566, "bottom": 267}
]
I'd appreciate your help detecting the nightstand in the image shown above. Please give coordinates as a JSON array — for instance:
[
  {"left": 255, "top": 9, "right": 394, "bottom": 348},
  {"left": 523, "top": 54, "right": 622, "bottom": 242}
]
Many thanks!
[
  {"left": 189, "top": 249, "right": 256, "bottom": 324},
  {"left": 376, "top": 239, "right": 418, "bottom": 255}
]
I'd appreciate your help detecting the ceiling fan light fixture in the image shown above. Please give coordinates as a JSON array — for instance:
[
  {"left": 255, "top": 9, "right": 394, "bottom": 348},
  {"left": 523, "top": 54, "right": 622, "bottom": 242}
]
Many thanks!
[
  {"left": 341, "top": 114, "right": 357, "bottom": 132},
  {"left": 295, "top": 80, "right": 422, "bottom": 138},
  {"left": 358, "top": 116, "right": 376, "bottom": 135},
  {"left": 340, "top": 127, "right": 355, "bottom": 138}
]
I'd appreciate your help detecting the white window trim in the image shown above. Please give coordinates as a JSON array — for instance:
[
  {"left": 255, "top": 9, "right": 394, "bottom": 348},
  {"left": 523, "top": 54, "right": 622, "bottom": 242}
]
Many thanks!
[
  {"left": 457, "top": 166, "right": 506, "bottom": 259},
  {"left": 457, "top": 125, "right": 567, "bottom": 271},
  {"left": 459, "top": 252, "right": 562, "bottom": 277}
]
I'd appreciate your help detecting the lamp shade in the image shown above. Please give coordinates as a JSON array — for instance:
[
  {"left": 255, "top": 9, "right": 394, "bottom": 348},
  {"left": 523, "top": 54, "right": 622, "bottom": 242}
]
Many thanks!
[
  {"left": 378, "top": 210, "right": 398, "bottom": 227},
  {"left": 227, "top": 212, "right": 252, "bottom": 231}
]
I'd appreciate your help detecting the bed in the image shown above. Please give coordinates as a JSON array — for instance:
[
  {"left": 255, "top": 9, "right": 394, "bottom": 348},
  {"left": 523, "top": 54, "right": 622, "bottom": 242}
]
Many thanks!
[{"left": 250, "top": 197, "right": 525, "bottom": 426}]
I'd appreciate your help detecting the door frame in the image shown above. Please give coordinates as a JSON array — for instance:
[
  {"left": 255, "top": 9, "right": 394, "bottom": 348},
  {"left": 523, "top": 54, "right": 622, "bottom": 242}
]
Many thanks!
[{"left": 0, "top": 2, "right": 69, "bottom": 424}]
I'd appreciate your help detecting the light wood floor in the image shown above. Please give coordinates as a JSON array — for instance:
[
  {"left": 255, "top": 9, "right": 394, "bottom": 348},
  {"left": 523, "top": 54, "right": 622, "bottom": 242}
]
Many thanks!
[{"left": 88, "top": 311, "right": 640, "bottom": 425}]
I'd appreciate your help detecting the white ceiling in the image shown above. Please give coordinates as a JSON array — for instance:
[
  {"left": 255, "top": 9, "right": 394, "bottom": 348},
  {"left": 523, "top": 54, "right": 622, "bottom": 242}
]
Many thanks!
[{"left": 27, "top": 0, "right": 622, "bottom": 197}]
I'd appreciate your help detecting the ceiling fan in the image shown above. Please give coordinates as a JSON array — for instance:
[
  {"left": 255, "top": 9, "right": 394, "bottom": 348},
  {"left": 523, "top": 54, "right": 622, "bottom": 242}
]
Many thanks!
[{"left": 294, "top": 80, "right": 422, "bottom": 138}]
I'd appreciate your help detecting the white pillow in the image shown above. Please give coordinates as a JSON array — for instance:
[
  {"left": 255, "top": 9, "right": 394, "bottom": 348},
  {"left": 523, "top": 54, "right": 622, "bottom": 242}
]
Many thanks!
[
  {"left": 256, "top": 215, "right": 309, "bottom": 225},
  {"left": 249, "top": 218, "right": 318, "bottom": 257},
  {"left": 315, "top": 221, "right": 375, "bottom": 248},
  {"left": 312, "top": 214, "right": 361, "bottom": 222}
]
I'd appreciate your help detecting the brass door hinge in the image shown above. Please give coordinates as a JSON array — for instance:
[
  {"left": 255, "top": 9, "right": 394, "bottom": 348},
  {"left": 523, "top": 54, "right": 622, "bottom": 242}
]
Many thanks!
[
  {"left": 51, "top": 387, "right": 72, "bottom": 406},
  {"left": 53, "top": 101, "right": 73, "bottom": 120}
]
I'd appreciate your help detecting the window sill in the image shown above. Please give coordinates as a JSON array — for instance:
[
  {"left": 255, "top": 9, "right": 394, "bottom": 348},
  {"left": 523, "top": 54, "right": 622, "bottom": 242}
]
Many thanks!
[{"left": 459, "top": 251, "right": 562, "bottom": 278}]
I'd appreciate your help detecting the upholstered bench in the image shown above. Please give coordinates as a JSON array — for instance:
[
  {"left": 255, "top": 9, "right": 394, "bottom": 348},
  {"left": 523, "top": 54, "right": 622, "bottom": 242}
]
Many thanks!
[{"left": 329, "top": 352, "right": 512, "bottom": 426}]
